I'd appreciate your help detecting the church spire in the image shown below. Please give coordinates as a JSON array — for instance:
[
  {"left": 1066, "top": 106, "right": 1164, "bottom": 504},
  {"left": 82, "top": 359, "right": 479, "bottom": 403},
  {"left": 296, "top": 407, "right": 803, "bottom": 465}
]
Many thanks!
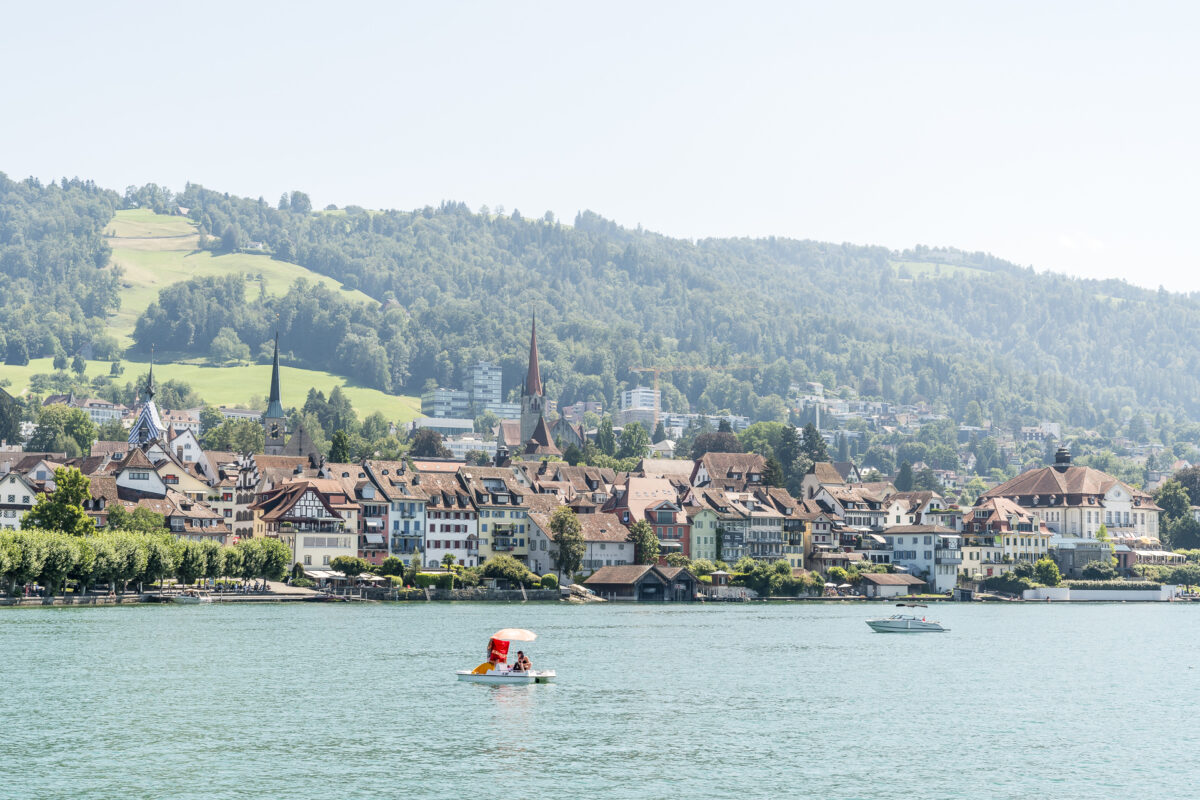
[
  {"left": 525, "top": 314, "right": 542, "bottom": 397},
  {"left": 145, "top": 348, "right": 156, "bottom": 401},
  {"left": 265, "top": 332, "right": 285, "bottom": 419}
]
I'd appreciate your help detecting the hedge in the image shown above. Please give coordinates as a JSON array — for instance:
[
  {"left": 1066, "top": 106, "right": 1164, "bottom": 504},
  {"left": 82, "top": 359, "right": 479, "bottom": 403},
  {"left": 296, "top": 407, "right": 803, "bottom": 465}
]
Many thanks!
[{"left": 1062, "top": 580, "right": 1163, "bottom": 591}]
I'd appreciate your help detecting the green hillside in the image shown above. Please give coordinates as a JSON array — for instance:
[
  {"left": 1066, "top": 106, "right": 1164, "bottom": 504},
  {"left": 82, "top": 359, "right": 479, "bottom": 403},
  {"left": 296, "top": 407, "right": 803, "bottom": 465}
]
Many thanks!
[
  {"left": 0, "top": 358, "right": 421, "bottom": 422},
  {"left": 104, "top": 209, "right": 374, "bottom": 344}
]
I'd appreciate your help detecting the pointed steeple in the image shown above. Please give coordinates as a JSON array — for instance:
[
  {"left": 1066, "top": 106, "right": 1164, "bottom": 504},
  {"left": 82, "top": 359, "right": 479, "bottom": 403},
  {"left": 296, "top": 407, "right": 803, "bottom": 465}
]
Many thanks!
[
  {"left": 145, "top": 349, "right": 156, "bottom": 401},
  {"left": 265, "top": 332, "right": 285, "bottom": 419},
  {"left": 525, "top": 314, "right": 542, "bottom": 397}
]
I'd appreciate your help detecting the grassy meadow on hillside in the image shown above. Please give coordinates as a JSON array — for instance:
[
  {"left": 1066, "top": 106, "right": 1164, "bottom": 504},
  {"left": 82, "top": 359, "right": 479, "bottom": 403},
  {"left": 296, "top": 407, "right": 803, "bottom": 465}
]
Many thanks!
[
  {"left": 104, "top": 209, "right": 374, "bottom": 343},
  {"left": 0, "top": 358, "right": 421, "bottom": 422}
]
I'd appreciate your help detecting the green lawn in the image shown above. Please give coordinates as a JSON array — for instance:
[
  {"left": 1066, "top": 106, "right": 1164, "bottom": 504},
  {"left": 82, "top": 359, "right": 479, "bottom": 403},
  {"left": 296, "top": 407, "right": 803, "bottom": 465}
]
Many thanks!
[
  {"left": 0, "top": 358, "right": 421, "bottom": 423},
  {"left": 105, "top": 210, "right": 375, "bottom": 344},
  {"left": 891, "top": 260, "right": 989, "bottom": 279}
]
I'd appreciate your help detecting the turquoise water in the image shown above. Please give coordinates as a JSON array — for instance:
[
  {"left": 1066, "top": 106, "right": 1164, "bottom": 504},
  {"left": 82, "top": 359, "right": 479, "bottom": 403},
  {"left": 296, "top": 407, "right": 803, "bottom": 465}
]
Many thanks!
[{"left": 1, "top": 601, "right": 1196, "bottom": 799}]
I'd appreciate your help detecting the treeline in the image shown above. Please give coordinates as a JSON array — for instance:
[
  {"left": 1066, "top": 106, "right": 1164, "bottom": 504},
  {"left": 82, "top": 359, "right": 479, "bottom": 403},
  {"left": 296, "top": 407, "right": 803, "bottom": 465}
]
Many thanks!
[
  {"left": 0, "top": 529, "right": 291, "bottom": 596},
  {"left": 0, "top": 174, "right": 122, "bottom": 365},
  {"left": 118, "top": 183, "right": 1200, "bottom": 433}
]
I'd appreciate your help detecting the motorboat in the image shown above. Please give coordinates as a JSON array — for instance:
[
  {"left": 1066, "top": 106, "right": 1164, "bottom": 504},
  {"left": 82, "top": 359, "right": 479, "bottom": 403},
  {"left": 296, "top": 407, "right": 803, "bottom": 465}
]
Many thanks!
[
  {"left": 457, "top": 628, "right": 555, "bottom": 684},
  {"left": 456, "top": 667, "right": 556, "bottom": 685},
  {"left": 866, "top": 604, "right": 947, "bottom": 632},
  {"left": 173, "top": 589, "right": 212, "bottom": 604}
]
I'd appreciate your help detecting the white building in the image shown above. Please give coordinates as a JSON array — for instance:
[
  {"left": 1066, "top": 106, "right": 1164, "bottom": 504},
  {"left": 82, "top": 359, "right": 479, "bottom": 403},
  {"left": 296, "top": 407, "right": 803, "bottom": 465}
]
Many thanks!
[
  {"left": 421, "top": 388, "right": 471, "bottom": 419},
  {"left": 882, "top": 525, "right": 961, "bottom": 593},
  {"left": 467, "top": 362, "right": 503, "bottom": 410},
  {"left": 0, "top": 472, "right": 36, "bottom": 529},
  {"left": 444, "top": 434, "right": 498, "bottom": 462}
]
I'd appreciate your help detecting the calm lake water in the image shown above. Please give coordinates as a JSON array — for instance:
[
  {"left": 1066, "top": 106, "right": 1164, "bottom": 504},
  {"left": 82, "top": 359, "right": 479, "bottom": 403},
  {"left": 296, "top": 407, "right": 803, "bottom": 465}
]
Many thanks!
[{"left": 1, "top": 600, "right": 1195, "bottom": 799}]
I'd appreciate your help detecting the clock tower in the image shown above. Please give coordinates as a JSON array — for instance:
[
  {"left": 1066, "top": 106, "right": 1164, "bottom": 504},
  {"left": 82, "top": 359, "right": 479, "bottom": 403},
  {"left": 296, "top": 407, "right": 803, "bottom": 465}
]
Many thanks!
[{"left": 263, "top": 333, "right": 287, "bottom": 455}]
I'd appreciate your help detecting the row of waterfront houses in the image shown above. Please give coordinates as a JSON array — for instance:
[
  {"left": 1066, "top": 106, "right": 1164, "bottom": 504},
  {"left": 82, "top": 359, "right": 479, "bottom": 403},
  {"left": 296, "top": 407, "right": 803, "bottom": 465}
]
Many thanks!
[{"left": 0, "top": 323, "right": 1181, "bottom": 591}]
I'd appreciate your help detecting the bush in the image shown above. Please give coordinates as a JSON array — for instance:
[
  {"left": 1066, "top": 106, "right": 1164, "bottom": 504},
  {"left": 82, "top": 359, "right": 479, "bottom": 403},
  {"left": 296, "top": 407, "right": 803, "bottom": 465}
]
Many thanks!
[
  {"left": 540, "top": 573, "right": 559, "bottom": 589},
  {"left": 379, "top": 556, "right": 405, "bottom": 577},
  {"left": 458, "top": 566, "right": 483, "bottom": 587},
  {"left": 482, "top": 554, "right": 535, "bottom": 587},
  {"left": 981, "top": 573, "right": 1037, "bottom": 595},
  {"left": 290, "top": 577, "right": 315, "bottom": 588},
  {"left": 435, "top": 573, "right": 454, "bottom": 590},
  {"left": 414, "top": 573, "right": 438, "bottom": 588},
  {"left": 1062, "top": 580, "right": 1162, "bottom": 591},
  {"left": 698, "top": 574, "right": 712, "bottom": 584},
  {"left": 1081, "top": 560, "right": 1117, "bottom": 580}
]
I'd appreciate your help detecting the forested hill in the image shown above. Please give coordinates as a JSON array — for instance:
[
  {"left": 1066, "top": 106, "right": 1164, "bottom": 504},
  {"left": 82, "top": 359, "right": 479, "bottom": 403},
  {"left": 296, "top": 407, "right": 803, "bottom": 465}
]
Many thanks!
[{"left": 4, "top": 174, "right": 1200, "bottom": 434}]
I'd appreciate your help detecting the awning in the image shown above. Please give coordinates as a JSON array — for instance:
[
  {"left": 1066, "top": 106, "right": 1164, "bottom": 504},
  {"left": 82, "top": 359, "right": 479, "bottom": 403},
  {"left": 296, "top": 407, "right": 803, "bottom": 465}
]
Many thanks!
[
  {"left": 364, "top": 533, "right": 384, "bottom": 545},
  {"left": 364, "top": 519, "right": 383, "bottom": 529}
]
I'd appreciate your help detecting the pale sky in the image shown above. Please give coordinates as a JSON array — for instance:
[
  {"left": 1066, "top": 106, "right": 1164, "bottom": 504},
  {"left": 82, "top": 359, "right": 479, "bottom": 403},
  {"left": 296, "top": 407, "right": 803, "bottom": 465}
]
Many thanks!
[{"left": 3, "top": 1, "right": 1199, "bottom": 290}]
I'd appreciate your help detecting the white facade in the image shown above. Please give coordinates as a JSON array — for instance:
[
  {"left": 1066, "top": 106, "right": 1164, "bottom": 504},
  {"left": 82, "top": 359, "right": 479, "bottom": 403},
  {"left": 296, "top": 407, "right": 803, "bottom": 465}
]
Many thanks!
[
  {"left": 425, "top": 505, "right": 477, "bottom": 568},
  {"left": 389, "top": 497, "right": 427, "bottom": 565},
  {"left": 167, "top": 429, "right": 204, "bottom": 464},
  {"left": 444, "top": 435, "right": 498, "bottom": 461},
  {"left": 290, "top": 532, "right": 357, "bottom": 568},
  {"left": 0, "top": 473, "right": 35, "bottom": 529},
  {"left": 883, "top": 529, "right": 961, "bottom": 593}
]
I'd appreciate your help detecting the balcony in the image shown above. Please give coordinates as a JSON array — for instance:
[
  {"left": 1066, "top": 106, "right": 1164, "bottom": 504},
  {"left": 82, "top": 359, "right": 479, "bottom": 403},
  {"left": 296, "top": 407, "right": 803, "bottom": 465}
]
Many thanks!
[
  {"left": 936, "top": 548, "right": 962, "bottom": 565},
  {"left": 492, "top": 537, "right": 515, "bottom": 552}
]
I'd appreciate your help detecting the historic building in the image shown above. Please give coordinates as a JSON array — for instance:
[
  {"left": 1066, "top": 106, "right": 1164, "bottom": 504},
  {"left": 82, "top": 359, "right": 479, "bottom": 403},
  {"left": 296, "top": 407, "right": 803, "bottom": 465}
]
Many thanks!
[
  {"left": 263, "top": 334, "right": 287, "bottom": 455},
  {"left": 519, "top": 316, "right": 545, "bottom": 445}
]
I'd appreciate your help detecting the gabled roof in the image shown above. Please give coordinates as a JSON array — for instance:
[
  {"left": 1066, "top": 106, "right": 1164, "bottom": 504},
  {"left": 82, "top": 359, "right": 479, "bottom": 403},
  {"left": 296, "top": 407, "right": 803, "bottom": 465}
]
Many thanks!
[
  {"left": 583, "top": 564, "right": 657, "bottom": 586},
  {"left": 524, "top": 416, "right": 561, "bottom": 456},
  {"left": 809, "top": 461, "right": 847, "bottom": 486},
  {"left": 118, "top": 448, "right": 156, "bottom": 471}
]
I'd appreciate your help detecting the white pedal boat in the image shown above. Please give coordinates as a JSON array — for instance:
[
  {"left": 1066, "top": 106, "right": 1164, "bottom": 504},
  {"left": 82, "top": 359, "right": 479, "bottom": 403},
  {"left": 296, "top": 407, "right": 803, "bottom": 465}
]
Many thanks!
[{"left": 456, "top": 668, "right": 556, "bottom": 685}]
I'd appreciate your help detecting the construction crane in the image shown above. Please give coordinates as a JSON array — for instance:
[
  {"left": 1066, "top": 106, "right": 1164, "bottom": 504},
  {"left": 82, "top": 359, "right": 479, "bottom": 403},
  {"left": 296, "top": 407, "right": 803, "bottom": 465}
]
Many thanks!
[{"left": 631, "top": 363, "right": 763, "bottom": 425}]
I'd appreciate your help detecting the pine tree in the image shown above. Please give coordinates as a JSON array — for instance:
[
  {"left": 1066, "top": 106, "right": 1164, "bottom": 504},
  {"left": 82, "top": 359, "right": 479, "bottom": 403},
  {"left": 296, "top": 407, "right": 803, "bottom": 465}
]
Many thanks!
[
  {"left": 801, "top": 423, "right": 829, "bottom": 462},
  {"left": 896, "top": 461, "right": 914, "bottom": 492}
]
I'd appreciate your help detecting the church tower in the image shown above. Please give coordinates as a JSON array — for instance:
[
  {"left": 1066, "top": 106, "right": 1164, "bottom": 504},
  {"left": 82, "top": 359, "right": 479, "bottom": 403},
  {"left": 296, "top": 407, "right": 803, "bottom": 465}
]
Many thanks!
[
  {"left": 263, "top": 334, "right": 287, "bottom": 455},
  {"left": 519, "top": 316, "right": 545, "bottom": 444},
  {"left": 128, "top": 358, "right": 165, "bottom": 449}
]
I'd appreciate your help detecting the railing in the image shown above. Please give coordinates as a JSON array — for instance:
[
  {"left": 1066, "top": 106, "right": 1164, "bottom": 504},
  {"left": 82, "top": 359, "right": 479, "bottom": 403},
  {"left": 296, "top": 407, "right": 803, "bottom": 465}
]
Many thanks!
[{"left": 492, "top": 537, "right": 515, "bottom": 551}]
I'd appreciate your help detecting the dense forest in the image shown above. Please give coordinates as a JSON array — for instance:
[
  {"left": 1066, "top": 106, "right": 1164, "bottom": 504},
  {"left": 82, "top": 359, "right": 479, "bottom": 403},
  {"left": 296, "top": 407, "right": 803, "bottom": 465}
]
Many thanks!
[
  {"left": 131, "top": 183, "right": 1200, "bottom": 433},
  {"left": 0, "top": 174, "right": 122, "bottom": 364},
  {"left": 6, "top": 175, "right": 1200, "bottom": 441}
]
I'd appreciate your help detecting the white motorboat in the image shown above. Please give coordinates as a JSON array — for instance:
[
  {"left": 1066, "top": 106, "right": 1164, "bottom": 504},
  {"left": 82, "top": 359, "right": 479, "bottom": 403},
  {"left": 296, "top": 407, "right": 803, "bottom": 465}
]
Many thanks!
[
  {"left": 866, "top": 613, "right": 947, "bottom": 633},
  {"left": 456, "top": 668, "right": 556, "bottom": 685},
  {"left": 173, "top": 589, "right": 212, "bottom": 604},
  {"left": 458, "top": 627, "right": 554, "bottom": 684}
]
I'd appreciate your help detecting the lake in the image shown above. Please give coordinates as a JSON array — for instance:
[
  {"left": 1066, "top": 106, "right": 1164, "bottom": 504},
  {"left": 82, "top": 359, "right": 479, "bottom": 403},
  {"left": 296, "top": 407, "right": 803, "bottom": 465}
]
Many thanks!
[{"left": 1, "top": 601, "right": 1195, "bottom": 799}]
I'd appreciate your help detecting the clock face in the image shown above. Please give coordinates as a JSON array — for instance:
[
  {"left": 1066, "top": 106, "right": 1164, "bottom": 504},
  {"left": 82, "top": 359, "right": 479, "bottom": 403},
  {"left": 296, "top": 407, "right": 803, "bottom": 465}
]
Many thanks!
[{"left": 269, "top": 423, "right": 281, "bottom": 438}]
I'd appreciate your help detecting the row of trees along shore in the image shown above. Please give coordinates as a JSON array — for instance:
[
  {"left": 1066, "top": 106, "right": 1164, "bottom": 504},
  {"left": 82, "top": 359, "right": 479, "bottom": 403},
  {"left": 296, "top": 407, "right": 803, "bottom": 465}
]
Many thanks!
[
  {"left": 0, "top": 466, "right": 290, "bottom": 596},
  {"left": 0, "top": 528, "right": 290, "bottom": 597}
]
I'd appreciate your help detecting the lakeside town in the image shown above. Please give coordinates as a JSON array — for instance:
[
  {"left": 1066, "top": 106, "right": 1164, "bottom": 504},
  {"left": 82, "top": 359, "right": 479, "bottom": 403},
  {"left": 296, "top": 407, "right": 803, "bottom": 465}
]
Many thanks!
[{"left": 2, "top": 320, "right": 1199, "bottom": 605}]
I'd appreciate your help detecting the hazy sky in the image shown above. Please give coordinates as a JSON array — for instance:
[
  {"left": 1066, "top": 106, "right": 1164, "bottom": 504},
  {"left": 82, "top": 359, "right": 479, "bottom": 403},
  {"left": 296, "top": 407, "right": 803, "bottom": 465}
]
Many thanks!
[{"left": 3, "top": 1, "right": 1198, "bottom": 289}]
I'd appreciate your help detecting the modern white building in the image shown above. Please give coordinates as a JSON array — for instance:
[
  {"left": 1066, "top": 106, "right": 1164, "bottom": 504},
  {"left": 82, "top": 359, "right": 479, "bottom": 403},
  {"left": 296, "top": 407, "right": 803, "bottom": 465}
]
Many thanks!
[
  {"left": 421, "top": 388, "right": 472, "bottom": 419},
  {"left": 467, "top": 362, "right": 503, "bottom": 410}
]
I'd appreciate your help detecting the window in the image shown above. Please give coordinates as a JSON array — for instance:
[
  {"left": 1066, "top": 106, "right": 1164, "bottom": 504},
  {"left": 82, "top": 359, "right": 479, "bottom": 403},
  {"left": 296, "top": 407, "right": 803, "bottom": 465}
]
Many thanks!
[
  {"left": 304, "top": 555, "right": 311, "bottom": 565},
  {"left": 6, "top": 495, "right": 12, "bottom": 503},
  {"left": 322, "top": 555, "right": 330, "bottom": 565}
]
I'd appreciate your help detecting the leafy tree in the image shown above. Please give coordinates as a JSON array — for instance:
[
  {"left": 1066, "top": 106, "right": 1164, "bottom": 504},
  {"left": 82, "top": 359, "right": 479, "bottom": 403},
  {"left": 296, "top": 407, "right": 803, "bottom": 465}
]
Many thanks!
[
  {"left": 827, "top": 566, "right": 850, "bottom": 585},
  {"left": 776, "top": 424, "right": 801, "bottom": 479},
  {"left": 211, "top": 327, "right": 251, "bottom": 362},
  {"left": 629, "top": 520, "right": 659, "bottom": 565},
  {"left": 38, "top": 534, "right": 79, "bottom": 596},
  {"left": 21, "top": 467, "right": 95, "bottom": 536},
  {"left": 691, "top": 432, "right": 743, "bottom": 459},
  {"left": 762, "top": 457, "right": 784, "bottom": 487},
  {"left": 203, "top": 418, "right": 265, "bottom": 453},
  {"left": 913, "top": 467, "right": 942, "bottom": 492},
  {"left": 441, "top": 553, "right": 457, "bottom": 568},
  {"left": 482, "top": 554, "right": 535, "bottom": 586},
  {"left": 474, "top": 410, "right": 500, "bottom": 436},
  {"left": 595, "top": 417, "right": 616, "bottom": 457},
  {"left": 0, "top": 388, "right": 19, "bottom": 445},
  {"left": 174, "top": 540, "right": 207, "bottom": 586},
  {"left": 6, "top": 338, "right": 29, "bottom": 366},
  {"left": 652, "top": 421, "right": 668, "bottom": 444},
  {"left": 27, "top": 405, "right": 97, "bottom": 456},
  {"left": 379, "top": 555, "right": 405, "bottom": 577},
  {"left": 409, "top": 428, "right": 451, "bottom": 458},
  {"left": 199, "top": 405, "right": 226, "bottom": 436},
  {"left": 331, "top": 555, "right": 369, "bottom": 582},
  {"left": 689, "top": 558, "right": 716, "bottom": 575},
  {"left": 71, "top": 354, "right": 86, "bottom": 375},
  {"left": 53, "top": 349, "right": 68, "bottom": 371},
  {"left": 1033, "top": 557, "right": 1062, "bottom": 586},
  {"left": 718, "top": 418, "right": 733, "bottom": 433},
  {"left": 329, "top": 430, "right": 352, "bottom": 462},
  {"left": 105, "top": 505, "right": 165, "bottom": 533},
  {"left": 801, "top": 423, "right": 829, "bottom": 462},
  {"left": 665, "top": 553, "right": 691, "bottom": 568},
  {"left": 1155, "top": 480, "right": 1191, "bottom": 523},
  {"left": 1081, "top": 560, "right": 1117, "bottom": 580},
  {"left": 549, "top": 506, "right": 585, "bottom": 577},
  {"left": 895, "top": 461, "right": 915, "bottom": 492},
  {"left": 617, "top": 421, "right": 651, "bottom": 459},
  {"left": 95, "top": 418, "right": 127, "bottom": 442},
  {"left": 289, "top": 191, "right": 312, "bottom": 214}
]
